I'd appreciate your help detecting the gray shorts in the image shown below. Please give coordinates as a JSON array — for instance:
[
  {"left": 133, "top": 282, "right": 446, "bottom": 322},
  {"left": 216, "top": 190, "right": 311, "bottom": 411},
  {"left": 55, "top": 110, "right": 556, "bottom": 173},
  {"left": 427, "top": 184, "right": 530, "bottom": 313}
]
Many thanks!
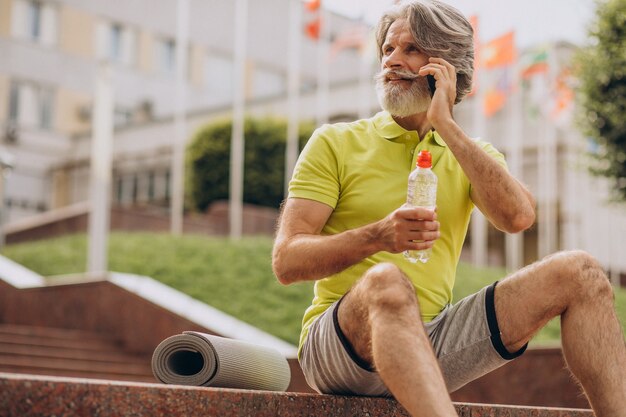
[{"left": 299, "top": 281, "right": 526, "bottom": 396}]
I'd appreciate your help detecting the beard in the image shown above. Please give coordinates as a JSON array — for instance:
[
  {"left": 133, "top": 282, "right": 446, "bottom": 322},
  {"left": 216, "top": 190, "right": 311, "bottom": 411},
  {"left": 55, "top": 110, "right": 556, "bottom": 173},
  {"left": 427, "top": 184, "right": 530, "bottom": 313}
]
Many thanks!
[{"left": 374, "top": 69, "right": 432, "bottom": 118}]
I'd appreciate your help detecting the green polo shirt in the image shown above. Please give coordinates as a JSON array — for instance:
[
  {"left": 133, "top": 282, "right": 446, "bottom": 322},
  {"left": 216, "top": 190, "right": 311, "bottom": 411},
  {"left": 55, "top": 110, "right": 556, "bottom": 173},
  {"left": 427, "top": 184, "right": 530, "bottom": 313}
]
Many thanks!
[{"left": 289, "top": 111, "right": 506, "bottom": 355}]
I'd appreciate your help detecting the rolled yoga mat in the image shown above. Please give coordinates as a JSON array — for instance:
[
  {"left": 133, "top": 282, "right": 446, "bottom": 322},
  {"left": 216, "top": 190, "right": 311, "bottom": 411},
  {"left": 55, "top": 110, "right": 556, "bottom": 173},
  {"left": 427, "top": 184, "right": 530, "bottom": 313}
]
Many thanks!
[{"left": 151, "top": 331, "right": 291, "bottom": 391}]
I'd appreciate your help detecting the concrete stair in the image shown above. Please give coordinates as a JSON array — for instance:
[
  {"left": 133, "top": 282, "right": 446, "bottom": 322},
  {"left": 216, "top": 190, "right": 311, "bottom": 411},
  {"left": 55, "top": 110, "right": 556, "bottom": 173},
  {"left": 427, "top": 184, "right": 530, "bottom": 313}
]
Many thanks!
[
  {"left": 0, "top": 372, "right": 594, "bottom": 417},
  {"left": 0, "top": 323, "right": 155, "bottom": 383},
  {"left": 0, "top": 264, "right": 593, "bottom": 408}
]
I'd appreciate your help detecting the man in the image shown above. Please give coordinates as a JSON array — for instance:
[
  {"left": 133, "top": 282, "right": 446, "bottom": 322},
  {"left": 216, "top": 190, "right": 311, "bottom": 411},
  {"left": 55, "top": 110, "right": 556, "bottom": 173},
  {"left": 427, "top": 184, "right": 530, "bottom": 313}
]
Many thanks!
[{"left": 272, "top": 1, "right": 626, "bottom": 416}]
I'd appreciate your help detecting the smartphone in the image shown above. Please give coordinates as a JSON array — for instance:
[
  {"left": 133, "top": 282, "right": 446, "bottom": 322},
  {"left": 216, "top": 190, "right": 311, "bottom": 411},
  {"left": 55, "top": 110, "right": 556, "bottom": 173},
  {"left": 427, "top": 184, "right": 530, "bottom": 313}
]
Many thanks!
[{"left": 426, "top": 75, "right": 436, "bottom": 97}]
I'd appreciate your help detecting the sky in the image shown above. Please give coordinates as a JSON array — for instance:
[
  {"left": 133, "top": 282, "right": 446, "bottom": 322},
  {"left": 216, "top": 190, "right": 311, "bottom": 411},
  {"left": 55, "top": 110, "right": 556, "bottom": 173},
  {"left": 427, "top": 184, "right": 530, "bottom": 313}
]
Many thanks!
[{"left": 325, "top": 0, "right": 597, "bottom": 49}]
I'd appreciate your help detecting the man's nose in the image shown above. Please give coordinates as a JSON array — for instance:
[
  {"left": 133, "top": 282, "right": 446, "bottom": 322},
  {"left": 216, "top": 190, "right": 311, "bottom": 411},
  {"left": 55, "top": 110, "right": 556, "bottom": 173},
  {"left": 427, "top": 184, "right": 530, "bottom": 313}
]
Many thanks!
[{"left": 383, "top": 50, "right": 404, "bottom": 69}]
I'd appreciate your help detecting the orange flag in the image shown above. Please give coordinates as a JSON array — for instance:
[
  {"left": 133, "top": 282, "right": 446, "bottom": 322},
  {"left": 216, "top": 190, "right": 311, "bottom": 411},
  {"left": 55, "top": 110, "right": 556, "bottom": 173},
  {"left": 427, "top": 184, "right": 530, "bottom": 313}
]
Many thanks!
[
  {"left": 304, "top": 0, "right": 321, "bottom": 41},
  {"left": 481, "top": 31, "right": 516, "bottom": 69},
  {"left": 483, "top": 90, "right": 507, "bottom": 116},
  {"left": 305, "top": 17, "right": 321, "bottom": 40},
  {"left": 521, "top": 50, "right": 548, "bottom": 79},
  {"left": 305, "top": 0, "right": 321, "bottom": 12},
  {"left": 483, "top": 69, "right": 512, "bottom": 117},
  {"left": 551, "top": 68, "right": 574, "bottom": 118},
  {"left": 330, "top": 24, "right": 368, "bottom": 58}
]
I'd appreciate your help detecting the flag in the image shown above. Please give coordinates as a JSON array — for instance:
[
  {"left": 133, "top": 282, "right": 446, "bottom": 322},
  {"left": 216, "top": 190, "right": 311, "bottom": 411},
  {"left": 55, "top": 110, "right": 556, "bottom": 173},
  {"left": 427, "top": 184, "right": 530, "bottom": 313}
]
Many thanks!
[
  {"left": 305, "top": 0, "right": 320, "bottom": 12},
  {"left": 480, "top": 31, "right": 516, "bottom": 116},
  {"left": 330, "top": 24, "right": 369, "bottom": 58},
  {"left": 483, "top": 89, "right": 506, "bottom": 116},
  {"left": 304, "top": 0, "right": 321, "bottom": 41},
  {"left": 483, "top": 68, "right": 512, "bottom": 117},
  {"left": 521, "top": 50, "right": 548, "bottom": 79},
  {"left": 305, "top": 17, "right": 320, "bottom": 40},
  {"left": 481, "top": 31, "right": 516, "bottom": 69},
  {"left": 551, "top": 67, "right": 574, "bottom": 119}
]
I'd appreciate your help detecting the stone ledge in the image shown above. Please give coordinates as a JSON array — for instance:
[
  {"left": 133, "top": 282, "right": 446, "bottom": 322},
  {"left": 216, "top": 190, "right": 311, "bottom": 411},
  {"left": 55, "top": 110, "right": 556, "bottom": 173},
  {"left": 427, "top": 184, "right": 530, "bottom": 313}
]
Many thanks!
[{"left": 0, "top": 372, "right": 593, "bottom": 417}]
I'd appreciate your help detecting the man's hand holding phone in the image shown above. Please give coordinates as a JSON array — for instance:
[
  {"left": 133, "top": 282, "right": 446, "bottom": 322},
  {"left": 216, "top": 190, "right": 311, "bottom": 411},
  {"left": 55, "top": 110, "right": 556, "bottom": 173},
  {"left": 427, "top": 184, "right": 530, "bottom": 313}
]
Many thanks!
[{"left": 420, "top": 57, "right": 457, "bottom": 128}]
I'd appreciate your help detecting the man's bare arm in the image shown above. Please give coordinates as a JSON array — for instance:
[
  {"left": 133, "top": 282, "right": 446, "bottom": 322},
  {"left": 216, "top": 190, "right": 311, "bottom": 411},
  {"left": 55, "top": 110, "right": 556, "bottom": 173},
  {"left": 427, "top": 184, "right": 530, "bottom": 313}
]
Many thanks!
[
  {"left": 272, "top": 198, "right": 439, "bottom": 285},
  {"left": 436, "top": 120, "right": 536, "bottom": 233},
  {"left": 421, "top": 57, "right": 536, "bottom": 233}
]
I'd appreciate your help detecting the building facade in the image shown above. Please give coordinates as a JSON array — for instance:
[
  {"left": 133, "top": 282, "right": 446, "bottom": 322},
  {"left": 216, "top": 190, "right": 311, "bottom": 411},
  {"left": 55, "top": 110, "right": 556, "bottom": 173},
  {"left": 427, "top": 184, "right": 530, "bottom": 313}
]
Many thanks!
[{"left": 0, "top": 0, "right": 369, "bottom": 218}]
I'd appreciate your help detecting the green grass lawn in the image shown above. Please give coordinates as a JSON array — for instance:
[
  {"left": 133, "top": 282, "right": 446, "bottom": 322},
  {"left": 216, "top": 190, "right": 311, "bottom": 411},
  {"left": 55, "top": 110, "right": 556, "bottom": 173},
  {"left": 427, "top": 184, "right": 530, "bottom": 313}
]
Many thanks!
[{"left": 3, "top": 232, "right": 625, "bottom": 347}]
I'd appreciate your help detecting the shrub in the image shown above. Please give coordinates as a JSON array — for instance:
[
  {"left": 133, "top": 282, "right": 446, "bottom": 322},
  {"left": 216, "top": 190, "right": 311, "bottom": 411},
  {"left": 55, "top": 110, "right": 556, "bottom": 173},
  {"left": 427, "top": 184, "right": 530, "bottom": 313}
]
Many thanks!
[
  {"left": 186, "top": 117, "right": 314, "bottom": 210},
  {"left": 575, "top": 0, "right": 626, "bottom": 200}
]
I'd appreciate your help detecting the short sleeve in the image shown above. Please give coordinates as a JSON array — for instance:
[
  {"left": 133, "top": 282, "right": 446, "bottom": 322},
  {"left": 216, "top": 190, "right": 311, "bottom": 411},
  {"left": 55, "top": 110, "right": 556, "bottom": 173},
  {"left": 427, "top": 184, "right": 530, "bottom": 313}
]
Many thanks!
[
  {"left": 476, "top": 139, "right": 508, "bottom": 170},
  {"left": 288, "top": 127, "right": 341, "bottom": 209}
]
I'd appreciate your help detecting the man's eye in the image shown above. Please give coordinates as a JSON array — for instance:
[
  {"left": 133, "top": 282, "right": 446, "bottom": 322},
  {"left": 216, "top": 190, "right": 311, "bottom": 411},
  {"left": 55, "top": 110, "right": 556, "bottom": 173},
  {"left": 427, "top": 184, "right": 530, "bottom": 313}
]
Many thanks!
[{"left": 383, "top": 46, "right": 394, "bottom": 55}]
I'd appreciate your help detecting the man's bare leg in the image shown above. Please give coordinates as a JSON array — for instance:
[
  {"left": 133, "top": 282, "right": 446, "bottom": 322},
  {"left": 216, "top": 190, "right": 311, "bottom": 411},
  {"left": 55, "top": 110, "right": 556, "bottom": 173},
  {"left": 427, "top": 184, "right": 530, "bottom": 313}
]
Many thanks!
[
  {"left": 338, "top": 263, "right": 457, "bottom": 417},
  {"left": 495, "top": 250, "right": 626, "bottom": 416}
]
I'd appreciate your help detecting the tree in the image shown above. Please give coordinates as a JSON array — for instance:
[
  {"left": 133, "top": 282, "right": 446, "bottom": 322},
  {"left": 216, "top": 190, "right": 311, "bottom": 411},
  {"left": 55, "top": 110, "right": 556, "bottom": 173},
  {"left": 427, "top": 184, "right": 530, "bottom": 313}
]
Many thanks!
[
  {"left": 186, "top": 117, "right": 315, "bottom": 211},
  {"left": 576, "top": 0, "right": 626, "bottom": 199}
]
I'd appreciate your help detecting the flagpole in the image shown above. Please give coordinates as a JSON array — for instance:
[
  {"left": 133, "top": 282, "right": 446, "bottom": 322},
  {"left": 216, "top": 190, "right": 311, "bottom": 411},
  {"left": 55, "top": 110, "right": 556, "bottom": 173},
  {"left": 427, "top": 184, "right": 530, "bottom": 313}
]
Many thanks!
[
  {"left": 87, "top": 62, "right": 113, "bottom": 276},
  {"left": 316, "top": 4, "right": 330, "bottom": 125},
  {"left": 358, "top": 23, "right": 372, "bottom": 120},
  {"left": 285, "top": 0, "right": 302, "bottom": 195},
  {"left": 469, "top": 16, "right": 488, "bottom": 267},
  {"left": 505, "top": 59, "right": 524, "bottom": 271},
  {"left": 171, "top": 0, "right": 189, "bottom": 235},
  {"left": 538, "top": 44, "right": 558, "bottom": 257},
  {"left": 229, "top": 0, "right": 248, "bottom": 239},
  {"left": 471, "top": 62, "right": 488, "bottom": 267},
  {"left": 546, "top": 44, "right": 558, "bottom": 255},
  {"left": 472, "top": 29, "right": 519, "bottom": 267}
]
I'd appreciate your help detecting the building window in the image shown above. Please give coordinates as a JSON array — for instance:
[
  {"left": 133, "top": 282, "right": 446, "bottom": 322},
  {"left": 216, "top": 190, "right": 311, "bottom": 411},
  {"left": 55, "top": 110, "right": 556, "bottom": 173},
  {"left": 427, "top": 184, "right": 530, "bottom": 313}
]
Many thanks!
[
  {"left": 164, "top": 170, "right": 171, "bottom": 201},
  {"left": 8, "top": 84, "right": 20, "bottom": 123},
  {"left": 97, "top": 21, "right": 136, "bottom": 66},
  {"left": 205, "top": 53, "right": 234, "bottom": 103},
  {"left": 148, "top": 171, "right": 155, "bottom": 201},
  {"left": 132, "top": 174, "right": 139, "bottom": 203},
  {"left": 27, "top": 0, "right": 41, "bottom": 40},
  {"left": 157, "top": 38, "right": 176, "bottom": 75},
  {"left": 116, "top": 177, "right": 124, "bottom": 204},
  {"left": 7, "top": 81, "right": 55, "bottom": 130},
  {"left": 114, "top": 107, "right": 133, "bottom": 127},
  {"left": 109, "top": 24, "right": 123, "bottom": 62},
  {"left": 39, "top": 88, "right": 54, "bottom": 129},
  {"left": 252, "top": 66, "right": 286, "bottom": 98},
  {"left": 12, "top": 0, "right": 57, "bottom": 45},
  {"left": 205, "top": 55, "right": 234, "bottom": 102}
]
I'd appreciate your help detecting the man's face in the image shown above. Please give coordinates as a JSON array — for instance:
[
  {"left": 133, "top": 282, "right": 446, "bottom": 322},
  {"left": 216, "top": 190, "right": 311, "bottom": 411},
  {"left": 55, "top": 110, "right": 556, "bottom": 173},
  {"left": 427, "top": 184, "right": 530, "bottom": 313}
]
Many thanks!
[{"left": 375, "top": 18, "right": 432, "bottom": 118}]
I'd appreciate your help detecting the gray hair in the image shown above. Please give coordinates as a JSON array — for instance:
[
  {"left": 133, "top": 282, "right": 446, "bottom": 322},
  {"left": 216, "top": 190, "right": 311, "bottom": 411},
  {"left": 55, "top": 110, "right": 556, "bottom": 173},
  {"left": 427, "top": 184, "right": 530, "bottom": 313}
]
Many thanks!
[{"left": 375, "top": 0, "right": 474, "bottom": 104}]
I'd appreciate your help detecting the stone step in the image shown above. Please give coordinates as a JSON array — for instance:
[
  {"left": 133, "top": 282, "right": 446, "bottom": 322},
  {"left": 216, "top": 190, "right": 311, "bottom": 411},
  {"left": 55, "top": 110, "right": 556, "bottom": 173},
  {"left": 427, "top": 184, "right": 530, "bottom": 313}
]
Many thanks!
[
  {"left": 0, "top": 323, "right": 155, "bottom": 383},
  {"left": 0, "top": 341, "right": 149, "bottom": 364},
  {"left": 0, "top": 354, "right": 153, "bottom": 377},
  {"left": 0, "top": 372, "right": 594, "bottom": 417},
  {"left": 0, "top": 333, "right": 124, "bottom": 352},
  {"left": 0, "top": 323, "right": 112, "bottom": 342}
]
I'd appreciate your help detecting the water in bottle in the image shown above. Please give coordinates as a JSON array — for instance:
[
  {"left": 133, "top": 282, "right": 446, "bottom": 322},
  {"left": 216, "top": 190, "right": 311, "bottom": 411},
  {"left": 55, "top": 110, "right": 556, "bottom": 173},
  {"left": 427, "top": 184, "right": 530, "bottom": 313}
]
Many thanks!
[{"left": 404, "top": 150, "right": 438, "bottom": 263}]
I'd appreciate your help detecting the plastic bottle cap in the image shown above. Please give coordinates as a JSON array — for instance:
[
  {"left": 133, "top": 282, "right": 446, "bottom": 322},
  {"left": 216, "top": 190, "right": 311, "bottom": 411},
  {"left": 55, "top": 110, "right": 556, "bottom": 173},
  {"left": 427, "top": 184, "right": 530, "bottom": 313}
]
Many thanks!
[{"left": 416, "top": 150, "right": 432, "bottom": 168}]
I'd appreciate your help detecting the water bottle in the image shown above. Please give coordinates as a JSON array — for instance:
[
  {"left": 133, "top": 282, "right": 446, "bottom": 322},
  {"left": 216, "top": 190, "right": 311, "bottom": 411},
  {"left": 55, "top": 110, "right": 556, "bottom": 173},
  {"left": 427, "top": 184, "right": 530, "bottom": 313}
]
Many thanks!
[{"left": 404, "top": 150, "right": 438, "bottom": 263}]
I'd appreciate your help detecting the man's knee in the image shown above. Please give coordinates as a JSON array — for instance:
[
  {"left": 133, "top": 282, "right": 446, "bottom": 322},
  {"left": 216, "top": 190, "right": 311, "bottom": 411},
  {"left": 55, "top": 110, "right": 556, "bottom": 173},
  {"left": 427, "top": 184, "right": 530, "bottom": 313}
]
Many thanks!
[
  {"left": 546, "top": 250, "right": 613, "bottom": 301},
  {"left": 359, "top": 263, "right": 418, "bottom": 313}
]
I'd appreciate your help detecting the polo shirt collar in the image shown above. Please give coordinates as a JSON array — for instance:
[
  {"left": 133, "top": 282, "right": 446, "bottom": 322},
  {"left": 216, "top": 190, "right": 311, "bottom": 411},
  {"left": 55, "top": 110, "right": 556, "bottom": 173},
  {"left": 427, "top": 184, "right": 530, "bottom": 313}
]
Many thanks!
[{"left": 372, "top": 111, "right": 447, "bottom": 147}]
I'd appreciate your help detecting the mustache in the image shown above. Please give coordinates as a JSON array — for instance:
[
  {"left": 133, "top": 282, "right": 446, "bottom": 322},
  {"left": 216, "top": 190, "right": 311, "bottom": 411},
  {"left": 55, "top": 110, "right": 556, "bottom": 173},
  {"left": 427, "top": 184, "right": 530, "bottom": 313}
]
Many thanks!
[{"left": 374, "top": 69, "right": 423, "bottom": 83}]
